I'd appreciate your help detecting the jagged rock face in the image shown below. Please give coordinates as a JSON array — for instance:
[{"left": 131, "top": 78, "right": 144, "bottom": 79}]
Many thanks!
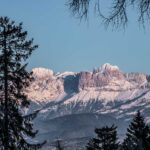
[
  {"left": 79, "top": 71, "right": 112, "bottom": 89},
  {"left": 78, "top": 64, "right": 124, "bottom": 90},
  {"left": 32, "top": 68, "right": 54, "bottom": 79},
  {"left": 27, "top": 68, "right": 64, "bottom": 101},
  {"left": 100, "top": 63, "right": 124, "bottom": 79},
  {"left": 78, "top": 64, "right": 148, "bottom": 91},
  {"left": 125, "top": 73, "right": 148, "bottom": 88}
]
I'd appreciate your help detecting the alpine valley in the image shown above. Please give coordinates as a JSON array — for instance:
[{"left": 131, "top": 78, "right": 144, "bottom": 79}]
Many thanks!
[{"left": 27, "top": 63, "right": 150, "bottom": 149}]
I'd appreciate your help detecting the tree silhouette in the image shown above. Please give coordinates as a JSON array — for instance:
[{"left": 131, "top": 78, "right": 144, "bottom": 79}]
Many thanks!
[
  {"left": 86, "top": 125, "right": 119, "bottom": 150},
  {"left": 0, "top": 16, "right": 45, "bottom": 150},
  {"left": 122, "top": 111, "right": 150, "bottom": 150},
  {"left": 67, "top": 0, "right": 150, "bottom": 28},
  {"left": 55, "top": 139, "right": 64, "bottom": 150}
]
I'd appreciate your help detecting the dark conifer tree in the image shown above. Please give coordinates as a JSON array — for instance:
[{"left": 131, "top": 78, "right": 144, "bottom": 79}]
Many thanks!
[
  {"left": 86, "top": 125, "right": 119, "bottom": 150},
  {"left": 0, "top": 16, "right": 45, "bottom": 150},
  {"left": 55, "top": 139, "right": 63, "bottom": 150},
  {"left": 122, "top": 111, "right": 150, "bottom": 150}
]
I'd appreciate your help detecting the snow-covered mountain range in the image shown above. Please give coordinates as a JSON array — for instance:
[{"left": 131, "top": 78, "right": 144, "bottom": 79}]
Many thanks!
[
  {"left": 28, "top": 63, "right": 149, "bottom": 102},
  {"left": 27, "top": 63, "right": 150, "bottom": 149}
]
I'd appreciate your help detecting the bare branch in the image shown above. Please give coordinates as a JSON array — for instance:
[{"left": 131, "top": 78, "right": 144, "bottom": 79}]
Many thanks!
[
  {"left": 104, "top": 0, "right": 128, "bottom": 29},
  {"left": 67, "top": 0, "right": 90, "bottom": 20},
  {"left": 68, "top": 0, "right": 150, "bottom": 28},
  {"left": 139, "top": 0, "right": 150, "bottom": 24}
]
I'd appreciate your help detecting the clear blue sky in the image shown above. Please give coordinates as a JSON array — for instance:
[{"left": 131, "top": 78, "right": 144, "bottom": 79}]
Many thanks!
[{"left": 0, "top": 0, "right": 150, "bottom": 74}]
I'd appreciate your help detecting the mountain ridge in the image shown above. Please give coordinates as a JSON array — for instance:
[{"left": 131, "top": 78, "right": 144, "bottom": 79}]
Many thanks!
[{"left": 27, "top": 63, "right": 149, "bottom": 103}]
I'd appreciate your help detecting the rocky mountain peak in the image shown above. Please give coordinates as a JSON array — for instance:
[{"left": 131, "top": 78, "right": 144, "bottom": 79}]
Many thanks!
[
  {"left": 27, "top": 68, "right": 64, "bottom": 102},
  {"left": 100, "top": 63, "right": 120, "bottom": 73},
  {"left": 78, "top": 63, "right": 125, "bottom": 91},
  {"left": 32, "top": 68, "right": 54, "bottom": 79}
]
